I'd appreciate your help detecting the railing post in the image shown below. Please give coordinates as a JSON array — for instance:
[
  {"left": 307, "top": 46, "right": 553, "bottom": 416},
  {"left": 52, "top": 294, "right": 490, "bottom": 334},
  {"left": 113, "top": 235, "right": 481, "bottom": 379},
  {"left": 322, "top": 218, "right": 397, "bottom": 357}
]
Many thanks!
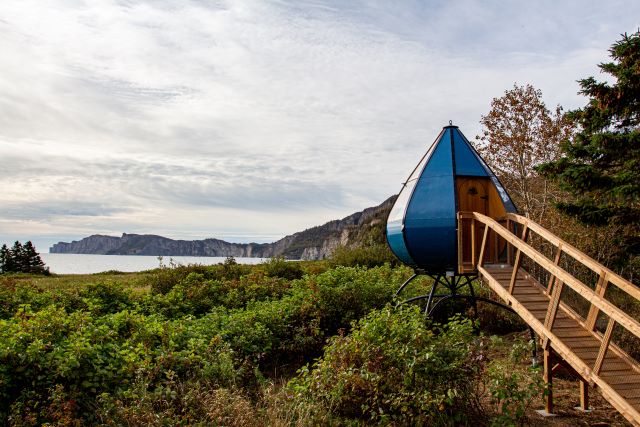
[
  {"left": 586, "top": 271, "right": 608, "bottom": 331},
  {"left": 471, "top": 218, "right": 476, "bottom": 268},
  {"left": 547, "top": 243, "right": 563, "bottom": 293},
  {"left": 478, "top": 224, "right": 489, "bottom": 267},
  {"left": 579, "top": 380, "right": 589, "bottom": 412},
  {"left": 457, "top": 213, "right": 463, "bottom": 274},
  {"left": 543, "top": 345, "right": 554, "bottom": 414},
  {"left": 544, "top": 278, "right": 564, "bottom": 332},
  {"left": 506, "top": 218, "right": 512, "bottom": 265},
  {"left": 593, "top": 317, "right": 616, "bottom": 376},
  {"left": 508, "top": 225, "right": 529, "bottom": 295}
]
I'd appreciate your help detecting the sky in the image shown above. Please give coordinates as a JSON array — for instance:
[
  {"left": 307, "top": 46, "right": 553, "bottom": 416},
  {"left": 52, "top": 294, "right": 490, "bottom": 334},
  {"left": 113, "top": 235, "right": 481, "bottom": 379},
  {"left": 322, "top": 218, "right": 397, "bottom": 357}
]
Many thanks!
[{"left": 1, "top": 0, "right": 639, "bottom": 251}]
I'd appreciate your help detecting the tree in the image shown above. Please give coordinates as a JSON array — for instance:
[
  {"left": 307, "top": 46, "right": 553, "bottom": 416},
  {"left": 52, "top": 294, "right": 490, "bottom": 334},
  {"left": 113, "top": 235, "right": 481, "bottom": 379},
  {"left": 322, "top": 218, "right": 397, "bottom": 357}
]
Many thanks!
[
  {"left": 11, "top": 241, "right": 25, "bottom": 272},
  {"left": 474, "top": 84, "right": 573, "bottom": 222},
  {"left": 539, "top": 31, "right": 640, "bottom": 274},
  {"left": 23, "top": 241, "right": 46, "bottom": 274},
  {"left": 0, "top": 244, "right": 12, "bottom": 273},
  {"left": 0, "top": 240, "right": 48, "bottom": 274}
]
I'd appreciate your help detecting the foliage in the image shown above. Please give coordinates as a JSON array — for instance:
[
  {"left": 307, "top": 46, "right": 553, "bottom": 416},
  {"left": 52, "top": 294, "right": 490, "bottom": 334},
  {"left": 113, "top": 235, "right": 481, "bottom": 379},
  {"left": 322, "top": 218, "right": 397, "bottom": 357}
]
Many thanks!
[
  {"left": 539, "top": 31, "right": 640, "bottom": 276},
  {"left": 474, "top": 84, "right": 573, "bottom": 222},
  {"left": 329, "top": 243, "right": 398, "bottom": 268},
  {"left": 0, "top": 263, "right": 409, "bottom": 424},
  {"left": 261, "top": 256, "right": 304, "bottom": 280},
  {"left": 486, "top": 337, "right": 545, "bottom": 426},
  {"left": 288, "top": 306, "right": 484, "bottom": 425},
  {"left": 0, "top": 241, "right": 49, "bottom": 275},
  {"left": 0, "top": 260, "right": 561, "bottom": 425}
]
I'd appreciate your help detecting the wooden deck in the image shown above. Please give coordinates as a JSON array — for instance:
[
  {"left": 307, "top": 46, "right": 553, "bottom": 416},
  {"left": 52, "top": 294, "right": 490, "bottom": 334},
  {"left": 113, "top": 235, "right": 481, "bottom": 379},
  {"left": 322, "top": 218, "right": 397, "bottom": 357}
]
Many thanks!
[{"left": 460, "top": 212, "right": 640, "bottom": 426}]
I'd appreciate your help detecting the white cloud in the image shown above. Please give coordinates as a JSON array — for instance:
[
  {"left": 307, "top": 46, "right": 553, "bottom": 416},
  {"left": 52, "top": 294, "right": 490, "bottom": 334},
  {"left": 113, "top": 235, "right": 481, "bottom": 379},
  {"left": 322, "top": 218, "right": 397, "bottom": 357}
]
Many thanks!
[{"left": 1, "top": 0, "right": 639, "bottom": 250}]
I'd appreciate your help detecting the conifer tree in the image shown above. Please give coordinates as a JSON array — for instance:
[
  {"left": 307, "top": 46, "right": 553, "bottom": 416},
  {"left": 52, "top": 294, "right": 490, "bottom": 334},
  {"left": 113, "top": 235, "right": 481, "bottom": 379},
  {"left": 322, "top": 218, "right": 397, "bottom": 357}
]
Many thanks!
[
  {"left": 0, "top": 241, "right": 48, "bottom": 274},
  {"left": 539, "top": 31, "right": 640, "bottom": 272},
  {"left": 11, "top": 241, "right": 25, "bottom": 272},
  {"left": 23, "top": 241, "right": 46, "bottom": 274},
  {"left": 0, "top": 244, "right": 11, "bottom": 273}
]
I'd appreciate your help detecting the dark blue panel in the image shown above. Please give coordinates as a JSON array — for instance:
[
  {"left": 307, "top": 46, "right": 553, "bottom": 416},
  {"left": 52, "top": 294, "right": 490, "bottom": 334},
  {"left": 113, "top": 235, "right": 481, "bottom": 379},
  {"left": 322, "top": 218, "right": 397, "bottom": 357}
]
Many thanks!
[
  {"left": 404, "top": 219, "right": 457, "bottom": 271},
  {"left": 386, "top": 221, "right": 415, "bottom": 266},
  {"left": 452, "top": 129, "right": 488, "bottom": 177},
  {"left": 420, "top": 129, "right": 453, "bottom": 177},
  {"left": 404, "top": 169, "right": 457, "bottom": 270}
]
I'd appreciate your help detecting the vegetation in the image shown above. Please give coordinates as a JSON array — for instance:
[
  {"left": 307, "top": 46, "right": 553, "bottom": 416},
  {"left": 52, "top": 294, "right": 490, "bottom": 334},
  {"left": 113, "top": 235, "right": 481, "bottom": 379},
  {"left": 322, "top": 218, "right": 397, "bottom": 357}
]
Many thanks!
[
  {"left": 0, "top": 259, "right": 545, "bottom": 426},
  {"left": 474, "top": 84, "right": 573, "bottom": 223},
  {"left": 0, "top": 241, "right": 48, "bottom": 275},
  {"left": 539, "top": 30, "right": 640, "bottom": 278}
]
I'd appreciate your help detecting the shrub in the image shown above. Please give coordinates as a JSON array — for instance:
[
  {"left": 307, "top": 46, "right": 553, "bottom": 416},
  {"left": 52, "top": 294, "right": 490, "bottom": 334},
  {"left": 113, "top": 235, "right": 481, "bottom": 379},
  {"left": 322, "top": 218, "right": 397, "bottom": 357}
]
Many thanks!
[
  {"left": 486, "top": 337, "right": 545, "bottom": 426},
  {"left": 262, "top": 257, "right": 304, "bottom": 280},
  {"left": 329, "top": 243, "right": 399, "bottom": 268},
  {"left": 288, "top": 305, "right": 484, "bottom": 425}
]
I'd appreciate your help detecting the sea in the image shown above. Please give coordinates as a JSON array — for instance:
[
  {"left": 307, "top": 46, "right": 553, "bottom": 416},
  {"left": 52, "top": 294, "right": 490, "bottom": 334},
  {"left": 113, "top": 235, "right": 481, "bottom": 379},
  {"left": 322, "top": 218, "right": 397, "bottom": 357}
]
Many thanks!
[{"left": 40, "top": 253, "right": 266, "bottom": 275}]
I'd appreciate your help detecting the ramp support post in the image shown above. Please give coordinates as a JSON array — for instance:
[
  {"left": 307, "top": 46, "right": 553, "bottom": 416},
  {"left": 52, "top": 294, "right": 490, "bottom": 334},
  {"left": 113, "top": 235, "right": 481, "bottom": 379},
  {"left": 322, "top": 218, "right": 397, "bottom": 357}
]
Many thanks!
[
  {"left": 544, "top": 345, "right": 554, "bottom": 415},
  {"left": 579, "top": 380, "right": 589, "bottom": 411}
]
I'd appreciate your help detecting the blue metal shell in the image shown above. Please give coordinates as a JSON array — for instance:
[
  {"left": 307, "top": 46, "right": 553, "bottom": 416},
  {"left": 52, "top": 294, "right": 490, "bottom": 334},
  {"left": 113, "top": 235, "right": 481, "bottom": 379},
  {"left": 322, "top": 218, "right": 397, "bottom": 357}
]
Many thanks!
[{"left": 386, "top": 125, "right": 517, "bottom": 273}]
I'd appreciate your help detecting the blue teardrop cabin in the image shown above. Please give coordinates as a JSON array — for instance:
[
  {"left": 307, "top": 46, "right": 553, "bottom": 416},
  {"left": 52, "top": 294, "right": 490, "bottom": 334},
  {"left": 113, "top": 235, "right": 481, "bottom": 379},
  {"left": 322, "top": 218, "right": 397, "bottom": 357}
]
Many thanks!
[{"left": 386, "top": 124, "right": 517, "bottom": 275}]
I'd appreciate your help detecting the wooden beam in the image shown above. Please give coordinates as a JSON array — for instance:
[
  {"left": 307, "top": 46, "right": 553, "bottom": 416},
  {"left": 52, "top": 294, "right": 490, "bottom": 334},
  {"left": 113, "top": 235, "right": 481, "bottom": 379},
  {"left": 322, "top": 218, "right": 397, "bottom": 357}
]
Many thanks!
[
  {"left": 457, "top": 214, "right": 463, "bottom": 274},
  {"left": 580, "top": 380, "right": 589, "bottom": 411},
  {"left": 508, "top": 225, "right": 529, "bottom": 295},
  {"left": 544, "top": 279, "right": 564, "bottom": 331},
  {"left": 544, "top": 345, "right": 554, "bottom": 414},
  {"left": 594, "top": 318, "right": 616, "bottom": 376},
  {"left": 478, "top": 224, "right": 489, "bottom": 268},
  {"left": 471, "top": 218, "right": 476, "bottom": 268},
  {"left": 547, "top": 243, "right": 563, "bottom": 293},
  {"left": 586, "top": 271, "right": 608, "bottom": 331}
]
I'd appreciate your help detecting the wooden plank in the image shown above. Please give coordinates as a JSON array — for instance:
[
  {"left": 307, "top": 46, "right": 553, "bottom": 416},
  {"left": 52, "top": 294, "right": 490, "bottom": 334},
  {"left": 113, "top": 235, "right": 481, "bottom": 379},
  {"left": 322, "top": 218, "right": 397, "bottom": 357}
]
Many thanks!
[
  {"left": 514, "top": 294, "right": 549, "bottom": 303},
  {"left": 600, "top": 373, "right": 640, "bottom": 386}
]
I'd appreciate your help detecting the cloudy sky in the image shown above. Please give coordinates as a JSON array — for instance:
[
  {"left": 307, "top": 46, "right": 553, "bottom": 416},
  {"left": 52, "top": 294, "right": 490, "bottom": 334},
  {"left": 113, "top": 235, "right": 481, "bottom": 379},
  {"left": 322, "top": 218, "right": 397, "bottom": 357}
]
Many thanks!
[{"left": 1, "top": 0, "right": 639, "bottom": 251}]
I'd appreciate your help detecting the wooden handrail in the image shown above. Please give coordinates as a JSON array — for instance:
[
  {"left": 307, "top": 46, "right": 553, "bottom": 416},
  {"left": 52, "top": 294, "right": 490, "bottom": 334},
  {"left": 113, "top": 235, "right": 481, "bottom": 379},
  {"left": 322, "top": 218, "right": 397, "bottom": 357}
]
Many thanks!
[
  {"left": 471, "top": 212, "right": 640, "bottom": 341},
  {"left": 504, "top": 213, "right": 640, "bottom": 302}
]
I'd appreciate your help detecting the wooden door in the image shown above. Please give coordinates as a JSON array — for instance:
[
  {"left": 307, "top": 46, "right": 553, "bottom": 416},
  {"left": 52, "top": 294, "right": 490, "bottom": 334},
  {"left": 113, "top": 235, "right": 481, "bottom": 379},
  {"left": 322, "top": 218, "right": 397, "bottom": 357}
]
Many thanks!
[{"left": 457, "top": 177, "right": 490, "bottom": 269}]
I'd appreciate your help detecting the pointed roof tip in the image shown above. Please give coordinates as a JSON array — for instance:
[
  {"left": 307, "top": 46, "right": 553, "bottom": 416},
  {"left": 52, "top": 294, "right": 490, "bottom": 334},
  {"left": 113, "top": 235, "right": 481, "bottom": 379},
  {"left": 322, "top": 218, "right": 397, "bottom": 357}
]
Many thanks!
[{"left": 443, "top": 120, "right": 458, "bottom": 129}]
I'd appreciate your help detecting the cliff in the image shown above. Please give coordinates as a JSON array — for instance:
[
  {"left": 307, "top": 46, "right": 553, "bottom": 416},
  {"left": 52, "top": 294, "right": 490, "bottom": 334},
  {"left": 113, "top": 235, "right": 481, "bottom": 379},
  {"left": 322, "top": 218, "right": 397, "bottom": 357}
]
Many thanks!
[{"left": 49, "top": 196, "right": 396, "bottom": 260}]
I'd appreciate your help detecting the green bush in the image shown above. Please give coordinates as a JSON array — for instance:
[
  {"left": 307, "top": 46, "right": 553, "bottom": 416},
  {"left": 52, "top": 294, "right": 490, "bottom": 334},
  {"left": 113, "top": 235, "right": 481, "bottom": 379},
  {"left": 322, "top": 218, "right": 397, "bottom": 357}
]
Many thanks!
[
  {"left": 329, "top": 243, "right": 399, "bottom": 268},
  {"left": 262, "top": 257, "right": 304, "bottom": 280},
  {"left": 288, "top": 305, "right": 484, "bottom": 425},
  {"left": 486, "top": 337, "right": 545, "bottom": 426}
]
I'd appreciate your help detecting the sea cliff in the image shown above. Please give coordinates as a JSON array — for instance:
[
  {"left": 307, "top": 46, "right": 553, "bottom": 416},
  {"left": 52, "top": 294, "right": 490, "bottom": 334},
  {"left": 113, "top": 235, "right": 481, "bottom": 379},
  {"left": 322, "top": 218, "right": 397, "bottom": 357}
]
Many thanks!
[{"left": 50, "top": 196, "right": 396, "bottom": 260}]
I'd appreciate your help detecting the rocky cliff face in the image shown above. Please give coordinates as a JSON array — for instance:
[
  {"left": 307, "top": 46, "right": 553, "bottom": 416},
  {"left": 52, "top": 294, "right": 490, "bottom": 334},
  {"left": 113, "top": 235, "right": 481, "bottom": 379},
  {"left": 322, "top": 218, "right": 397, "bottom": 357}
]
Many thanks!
[{"left": 50, "top": 196, "right": 396, "bottom": 260}]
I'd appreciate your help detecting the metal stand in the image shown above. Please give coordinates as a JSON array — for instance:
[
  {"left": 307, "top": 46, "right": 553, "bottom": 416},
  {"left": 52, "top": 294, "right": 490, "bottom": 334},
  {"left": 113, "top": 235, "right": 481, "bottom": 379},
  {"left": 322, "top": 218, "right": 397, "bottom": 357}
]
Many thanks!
[
  {"left": 395, "top": 270, "right": 538, "bottom": 363},
  {"left": 395, "top": 272, "right": 479, "bottom": 317}
]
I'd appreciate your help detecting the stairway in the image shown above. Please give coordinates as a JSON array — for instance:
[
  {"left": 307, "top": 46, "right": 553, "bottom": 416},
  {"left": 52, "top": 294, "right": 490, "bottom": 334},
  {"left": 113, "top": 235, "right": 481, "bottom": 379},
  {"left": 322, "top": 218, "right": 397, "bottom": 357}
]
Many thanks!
[{"left": 461, "top": 212, "right": 640, "bottom": 426}]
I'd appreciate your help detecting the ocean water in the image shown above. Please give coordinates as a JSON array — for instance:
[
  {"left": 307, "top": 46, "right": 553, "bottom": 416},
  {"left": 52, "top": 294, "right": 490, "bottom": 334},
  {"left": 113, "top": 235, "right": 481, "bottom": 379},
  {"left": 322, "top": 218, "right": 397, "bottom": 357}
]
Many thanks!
[{"left": 40, "top": 253, "right": 265, "bottom": 275}]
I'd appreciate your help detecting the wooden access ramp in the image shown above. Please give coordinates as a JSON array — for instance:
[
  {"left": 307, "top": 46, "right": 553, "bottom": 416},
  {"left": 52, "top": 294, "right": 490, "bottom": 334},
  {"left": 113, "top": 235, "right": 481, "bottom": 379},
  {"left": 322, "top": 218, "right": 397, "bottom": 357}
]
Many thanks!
[{"left": 458, "top": 212, "right": 640, "bottom": 426}]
